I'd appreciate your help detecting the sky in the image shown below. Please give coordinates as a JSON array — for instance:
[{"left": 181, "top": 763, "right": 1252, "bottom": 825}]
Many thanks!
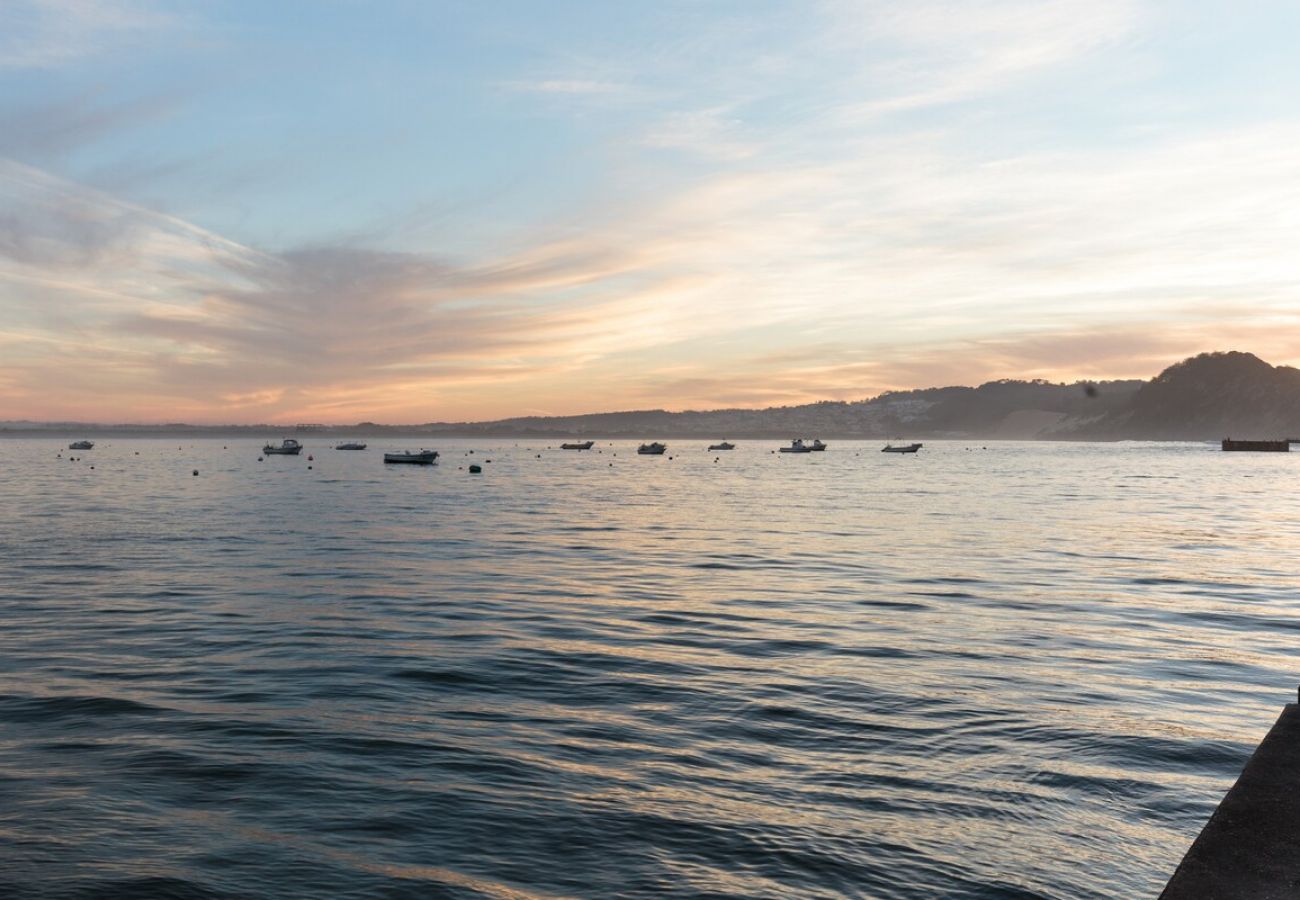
[{"left": 3, "top": 0, "right": 1300, "bottom": 424}]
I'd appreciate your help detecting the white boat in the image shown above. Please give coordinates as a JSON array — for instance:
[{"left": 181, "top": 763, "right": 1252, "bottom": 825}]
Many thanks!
[
  {"left": 68, "top": 440, "right": 94, "bottom": 450},
  {"left": 561, "top": 440, "right": 595, "bottom": 450},
  {"left": 638, "top": 442, "right": 667, "bottom": 455},
  {"left": 809, "top": 439, "right": 827, "bottom": 451},
  {"left": 708, "top": 441, "right": 735, "bottom": 450},
  {"left": 882, "top": 442, "right": 923, "bottom": 454},
  {"left": 384, "top": 449, "right": 438, "bottom": 465},
  {"left": 335, "top": 442, "right": 367, "bottom": 450},
  {"left": 779, "top": 439, "right": 812, "bottom": 453},
  {"left": 263, "top": 439, "right": 302, "bottom": 455}
]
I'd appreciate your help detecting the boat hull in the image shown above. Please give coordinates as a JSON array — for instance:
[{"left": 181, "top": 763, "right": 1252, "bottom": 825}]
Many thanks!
[
  {"left": 263, "top": 447, "right": 302, "bottom": 455},
  {"left": 561, "top": 441, "right": 595, "bottom": 450},
  {"left": 384, "top": 452, "right": 438, "bottom": 465},
  {"left": 882, "top": 443, "right": 923, "bottom": 454}
]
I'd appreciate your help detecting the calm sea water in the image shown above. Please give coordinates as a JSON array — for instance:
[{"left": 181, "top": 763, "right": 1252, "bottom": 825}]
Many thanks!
[{"left": 2, "top": 437, "right": 1298, "bottom": 898}]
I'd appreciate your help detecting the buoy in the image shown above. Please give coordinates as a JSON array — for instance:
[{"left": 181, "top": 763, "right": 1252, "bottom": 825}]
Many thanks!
[
  {"left": 192, "top": 470, "right": 199, "bottom": 476},
  {"left": 307, "top": 454, "right": 313, "bottom": 460},
  {"left": 258, "top": 456, "right": 263, "bottom": 461},
  {"left": 89, "top": 466, "right": 94, "bottom": 470},
  {"left": 307, "top": 465, "right": 312, "bottom": 470},
  {"left": 469, "top": 464, "right": 482, "bottom": 474},
  {"left": 536, "top": 454, "right": 541, "bottom": 458}
]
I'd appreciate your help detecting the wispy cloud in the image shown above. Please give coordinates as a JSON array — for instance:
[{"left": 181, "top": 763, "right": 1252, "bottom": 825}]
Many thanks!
[
  {"left": 0, "top": 91, "right": 181, "bottom": 161},
  {"left": 503, "top": 79, "right": 628, "bottom": 96},
  {"left": 0, "top": 0, "right": 175, "bottom": 69},
  {"left": 827, "top": 0, "right": 1142, "bottom": 116},
  {"left": 3, "top": 1, "right": 1299, "bottom": 422}
]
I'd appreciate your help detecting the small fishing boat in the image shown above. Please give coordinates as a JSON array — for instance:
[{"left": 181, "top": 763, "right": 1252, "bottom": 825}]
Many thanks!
[
  {"left": 335, "top": 442, "right": 367, "bottom": 450},
  {"left": 263, "top": 439, "right": 303, "bottom": 455},
  {"left": 779, "top": 439, "right": 812, "bottom": 453},
  {"left": 708, "top": 441, "right": 735, "bottom": 451},
  {"left": 882, "top": 442, "right": 923, "bottom": 454},
  {"left": 809, "top": 439, "right": 827, "bottom": 451},
  {"left": 561, "top": 440, "right": 595, "bottom": 450},
  {"left": 68, "top": 440, "right": 94, "bottom": 450},
  {"left": 638, "top": 442, "right": 667, "bottom": 455},
  {"left": 384, "top": 449, "right": 439, "bottom": 465}
]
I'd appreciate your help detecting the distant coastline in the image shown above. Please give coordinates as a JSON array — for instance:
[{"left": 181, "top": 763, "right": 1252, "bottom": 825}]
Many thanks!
[{"left": 6, "top": 351, "right": 1299, "bottom": 442}]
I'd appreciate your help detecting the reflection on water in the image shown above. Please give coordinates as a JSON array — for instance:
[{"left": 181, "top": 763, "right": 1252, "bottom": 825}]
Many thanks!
[{"left": 1, "top": 438, "right": 1298, "bottom": 898}]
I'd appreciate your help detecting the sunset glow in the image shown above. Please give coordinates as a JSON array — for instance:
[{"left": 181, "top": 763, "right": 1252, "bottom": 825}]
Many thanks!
[{"left": 3, "top": 1, "right": 1300, "bottom": 423}]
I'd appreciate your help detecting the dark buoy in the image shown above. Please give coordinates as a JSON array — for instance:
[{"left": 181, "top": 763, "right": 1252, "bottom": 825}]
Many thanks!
[
  {"left": 258, "top": 456, "right": 263, "bottom": 461},
  {"left": 192, "top": 469, "right": 199, "bottom": 476},
  {"left": 307, "top": 454, "right": 313, "bottom": 461},
  {"left": 469, "top": 464, "right": 482, "bottom": 474},
  {"left": 307, "top": 465, "right": 312, "bottom": 470}
]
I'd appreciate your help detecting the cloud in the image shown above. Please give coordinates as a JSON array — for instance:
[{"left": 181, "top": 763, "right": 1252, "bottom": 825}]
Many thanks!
[
  {"left": 0, "top": 91, "right": 181, "bottom": 161},
  {"left": 0, "top": 0, "right": 175, "bottom": 69},
  {"left": 4, "top": 2, "right": 1300, "bottom": 422},
  {"left": 7, "top": 98, "right": 1300, "bottom": 423},
  {"left": 0, "top": 161, "right": 732, "bottom": 421},
  {"left": 503, "top": 79, "right": 628, "bottom": 96},
  {"left": 820, "top": 0, "right": 1142, "bottom": 117}
]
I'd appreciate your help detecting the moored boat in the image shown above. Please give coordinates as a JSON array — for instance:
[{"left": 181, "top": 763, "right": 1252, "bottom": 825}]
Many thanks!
[
  {"left": 1221, "top": 438, "right": 1288, "bottom": 452},
  {"left": 882, "top": 442, "right": 923, "bottom": 454},
  {"left": 561, "top": 440, "right": 595, "bottom": 450},
  {"left": 68, "top": 440, "right": 94, "bottom": 450},
  {"left": 263, "top": 439, "right": 302, "bottom": 455},
  {"left": 637, "top": 442, "right": 667, "bottom": 455},
  {"left": 809, "top": 439, "right": 827, "bottom": 451},
  {"left": 335, "top": 442, "right": 367, "bottom": 450},
  {"left": 779, "top": 439, "right": 812, "bottom": 453},
  {"left": 708, "top": 441, "right": 735, "bottom": 450},
  {"left": 383, "top": 449, "right": 439, "bottom": 465}
]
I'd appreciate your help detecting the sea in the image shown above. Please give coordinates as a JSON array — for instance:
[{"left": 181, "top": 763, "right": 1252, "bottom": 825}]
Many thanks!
[{"left": 1, "top": 437, "right": 1298, "bottom": 899}]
